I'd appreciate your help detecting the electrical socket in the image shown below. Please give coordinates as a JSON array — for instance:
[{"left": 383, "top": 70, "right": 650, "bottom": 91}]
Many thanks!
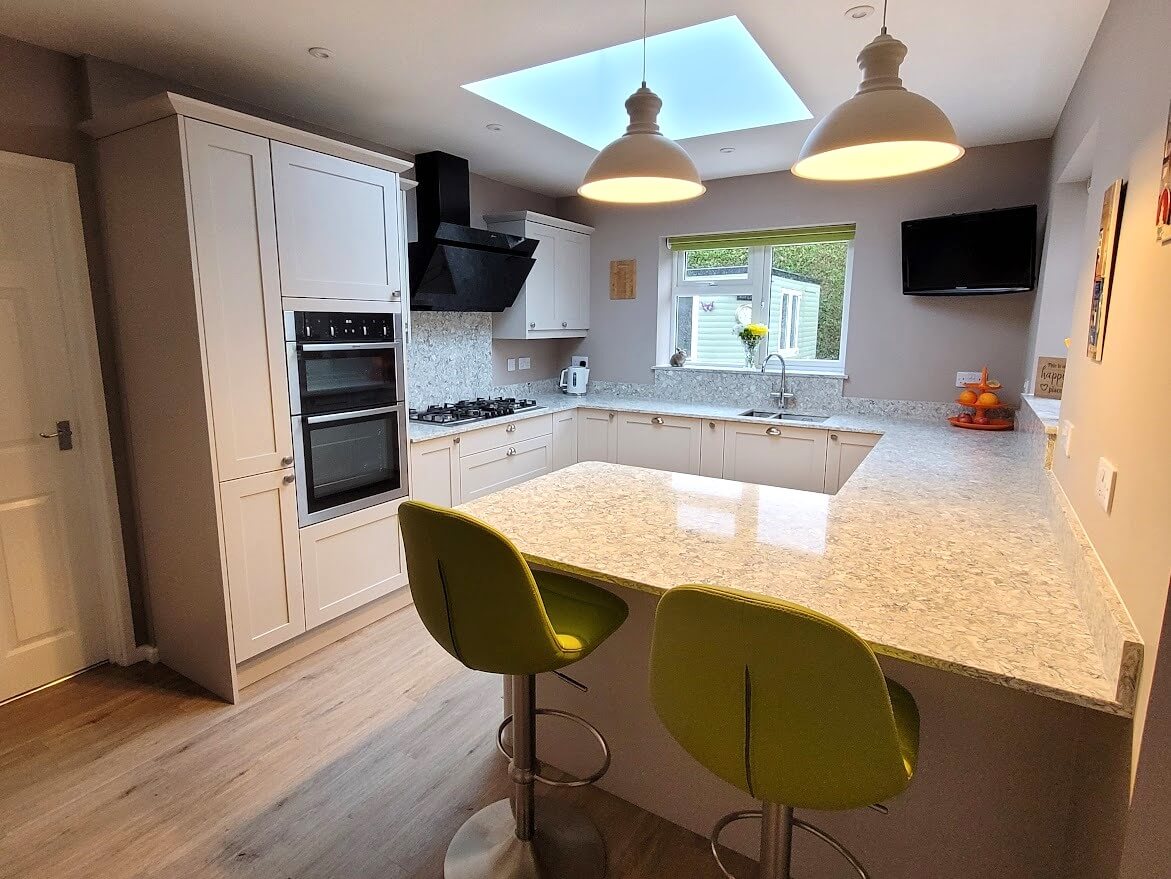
[
  {"left": 955, "top": 371, "right": 982, "bottom": 388},
  {"left": 506, "top": 358, "right": 516, "bottom": 372},
  {"left": 1095, "top": 458, "right": 1118, "bottom": 513},
  {"left": 518, "top": 357, "right": 531, "bottom": 370}
]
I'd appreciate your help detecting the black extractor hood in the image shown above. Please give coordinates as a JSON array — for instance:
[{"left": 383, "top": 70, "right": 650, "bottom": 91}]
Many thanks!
[{"left": 409, "top": 151, "right": 538, "bottom": 312}]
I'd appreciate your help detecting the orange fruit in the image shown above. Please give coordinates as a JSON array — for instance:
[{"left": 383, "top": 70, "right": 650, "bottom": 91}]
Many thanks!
[
  {"left": 977, "top": 392, "right": 1000, "bottom": 407},
  {"left": 959, "top": 390, "right": 978, "bottom": 405}
]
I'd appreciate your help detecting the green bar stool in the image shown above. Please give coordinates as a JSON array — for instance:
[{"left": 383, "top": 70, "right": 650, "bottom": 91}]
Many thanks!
[
  {"left": 649, "top": 585, "right": 919, "bottom": 879},
  {"left": 400, "top": 500, "right": 629, "bottom": 879}
]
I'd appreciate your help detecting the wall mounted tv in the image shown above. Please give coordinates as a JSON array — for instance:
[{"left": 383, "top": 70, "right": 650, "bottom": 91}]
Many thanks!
[{"left": 902, "top": 205, "right": 1038, "bottom": 295}]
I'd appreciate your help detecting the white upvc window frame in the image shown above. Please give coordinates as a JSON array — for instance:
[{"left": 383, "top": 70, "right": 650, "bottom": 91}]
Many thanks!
[{"left": 669, "top": 240, "right": 853, "bottom": 374}]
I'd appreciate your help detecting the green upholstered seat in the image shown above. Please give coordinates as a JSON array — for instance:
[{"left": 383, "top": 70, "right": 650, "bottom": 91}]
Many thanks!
[
  {"left": 399, "top": 500, "right": 628, "bottom": 676},
  {"left": 650, "top": 584, "right": 919, "bottom": 811}
]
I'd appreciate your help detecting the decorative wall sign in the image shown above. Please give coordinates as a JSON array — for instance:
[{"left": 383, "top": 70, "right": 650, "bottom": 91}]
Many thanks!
[
  {"left": 1157, "top": 100, "right": 1171, "bottom": 244},
  {"left": 1086, "top": 179, "right": 1126, "bottom": 361},
  {"left": 609, "top": 259, "right": 636, "bottom": 300},
  {"left": 1034, "top": 357, "right": 1066, "bottom": 399}
]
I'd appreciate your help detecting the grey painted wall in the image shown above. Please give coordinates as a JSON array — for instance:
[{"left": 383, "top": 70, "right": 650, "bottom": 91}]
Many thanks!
[{"left": 556, "top": 139, "right": 1050, "bottom": 404}]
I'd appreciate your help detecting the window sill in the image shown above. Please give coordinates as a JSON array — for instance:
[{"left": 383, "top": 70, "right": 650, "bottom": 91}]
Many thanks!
[{"left": 653, "top": 364, "right": 848, "bottom": 380}]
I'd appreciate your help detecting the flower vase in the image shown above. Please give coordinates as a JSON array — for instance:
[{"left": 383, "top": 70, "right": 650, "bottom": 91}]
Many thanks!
[{"left": 742, "top": 341, "right": 759, "bottom": 369}]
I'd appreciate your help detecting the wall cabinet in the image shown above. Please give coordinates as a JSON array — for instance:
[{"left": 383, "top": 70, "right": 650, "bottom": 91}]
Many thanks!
[
  {"left": 221, "top": 469, "right": 305, "bottom": 662},
  {"left": 721, "top": 422, "right": 830, "bottom": 492},
  {"left": 578, "top": 409, "right": 618, "bottom": 463},
  {"left": 824, "top": 430, "right": 881, "bottom": 494},
  {"left": 299, "top": 499, "right": 408, "bottom": 628},
  {"left": 616, "top": 413, "right": 701, "bottom": 475},
  {"left": 272, "top": 141, "right": 403, "bottom": 302},
  {"left": 552, "top": 410, "right": 578, "bottom": 471},
  {"left": 460, "top": 435, "right": 552, "bottom": 502},
  {"left": 410, "top": 436, "right": 462, "bottom": 506},
  {"left": 485, "top": 211, "right": 593, "bottom": 339}
]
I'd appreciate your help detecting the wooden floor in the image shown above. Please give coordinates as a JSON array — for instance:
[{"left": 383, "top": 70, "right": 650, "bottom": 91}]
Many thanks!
[{"left": 0, "top": 606, "right": 748, "bottom": 879}]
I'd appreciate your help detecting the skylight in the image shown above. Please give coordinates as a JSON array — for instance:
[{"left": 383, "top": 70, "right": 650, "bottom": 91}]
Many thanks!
[{"left": 462, "top": 16, "right": 811, "bottom": 150}]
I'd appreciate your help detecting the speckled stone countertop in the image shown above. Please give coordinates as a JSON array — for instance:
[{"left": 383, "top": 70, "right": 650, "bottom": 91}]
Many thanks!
[{"left": 458, "top": 415, "right": 1139, "bottom": 716}]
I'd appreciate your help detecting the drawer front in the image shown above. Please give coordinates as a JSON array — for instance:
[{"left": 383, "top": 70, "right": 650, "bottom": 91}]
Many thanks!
[
  {"left": 459, "top": 435, "right": 551, "bottom": 502},
  {"left": 458, "top": 413, "right": 553, "bottom": 457}
]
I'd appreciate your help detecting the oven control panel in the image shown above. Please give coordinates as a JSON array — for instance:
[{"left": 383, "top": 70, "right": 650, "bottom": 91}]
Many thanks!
[{"left": 286, "top": 311, "right": 398, "bottom": 342}]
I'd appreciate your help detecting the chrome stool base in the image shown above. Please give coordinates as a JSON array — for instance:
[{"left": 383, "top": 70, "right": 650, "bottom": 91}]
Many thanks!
[
  {"left": 711, "top": 803, "right": 871, "bottom": 879},
  {"left": 444, "top": 798, "right": 606, "bottom": 879}
]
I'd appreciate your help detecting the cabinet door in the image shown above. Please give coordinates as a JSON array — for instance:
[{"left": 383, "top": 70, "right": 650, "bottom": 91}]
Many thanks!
[
  {"left": 271, "top": 141, "right": 401, "bottom": 301},
  {"left": 577, "top": 409, "right": 617, "bottom": 463},
  {"left": 554, "top": 228, "right": 590, "bottom": 330},
  {"left": 699, "top": 419, "right": 726, "bottom": 478},
  {"left": 823, "top": 431, "right": 881, "bottom": 494},
  {"left": 525, "top": 224, "right": 559, "bottom": 330},
  {"left": 185, "top": 119, "right": 292, "bottom": 481},
  {"left": 221, "top": 469, "right": 304, "bottom": 661},
  {"left": 460, "top": 436, "right": 551, "bottom": 502},
  {"left": 299, "top": 499, "right": 407, "bottom": 628},
  {"left": 722, "top": 423, "right": 829, "bottom": 492},
  {"left": 409, "top": 436, "right": 461, "bottom": 506},
  {"left": 551, "top": 410, "right": 578, "bottom": 470},
  {"left": 616, "top": 413, "right": 701, "bottom": 474}
]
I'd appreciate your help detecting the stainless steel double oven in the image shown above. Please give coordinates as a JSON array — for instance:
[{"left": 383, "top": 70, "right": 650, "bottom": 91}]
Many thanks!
[{"left": 285, "top": 308, "right": 408, "bottom": 526}]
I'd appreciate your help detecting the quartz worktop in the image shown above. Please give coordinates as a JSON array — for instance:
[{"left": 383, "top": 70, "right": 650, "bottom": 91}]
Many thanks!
[{"left": 457, "top": 412, "right": 1141, "bottom": 717}]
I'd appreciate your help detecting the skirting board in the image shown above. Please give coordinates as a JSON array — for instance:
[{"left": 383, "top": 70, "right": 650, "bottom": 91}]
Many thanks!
[{"left": 236, "top": 587, "right": 413, "bottom": 689}]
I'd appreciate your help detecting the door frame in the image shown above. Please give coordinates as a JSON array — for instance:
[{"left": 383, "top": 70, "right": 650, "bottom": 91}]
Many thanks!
[{"left": 0, "top": 150, "right": 137, "bottom": 666}]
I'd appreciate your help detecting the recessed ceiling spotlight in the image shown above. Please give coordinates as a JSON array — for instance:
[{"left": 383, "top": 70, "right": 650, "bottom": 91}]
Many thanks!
[
  {"left": 845, "top": 5, "right": 875, "bottom": 18},
  {"left": 719, "top": 147, "right": 736, "bottom": 153},
  {"left": 308, "top": 46, "right": 334, "bottom": 60},
  {"left": 485, "top": 123, "right": 503, "bottom": 131}
]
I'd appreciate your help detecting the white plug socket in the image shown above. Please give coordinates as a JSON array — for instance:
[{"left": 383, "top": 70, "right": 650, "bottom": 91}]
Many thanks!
[
  {"left": 506, "top": 358, "right": 516, "bottom": 372},
  {"left": 1095, "top": 458, "right": 1117, "bottom": 513},
  {"left": 518, "top": 357, "right": 531, "bottom": 370},
  {"left": 955, "top": 371, "right": 982, "bottom": 388}
]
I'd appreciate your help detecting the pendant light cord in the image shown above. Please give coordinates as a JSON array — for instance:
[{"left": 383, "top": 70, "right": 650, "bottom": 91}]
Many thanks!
[
  {"left": 881, "top": 0, "right": 888, "bottom": 34},
  {"left": 641, "top": 0, "right": 648, "bottom": 86}
]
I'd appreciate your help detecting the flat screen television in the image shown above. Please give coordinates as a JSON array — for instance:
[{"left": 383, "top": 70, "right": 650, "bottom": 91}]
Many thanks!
[{"left": 902, "top": 205, "right": 1038, "bottom": 295}]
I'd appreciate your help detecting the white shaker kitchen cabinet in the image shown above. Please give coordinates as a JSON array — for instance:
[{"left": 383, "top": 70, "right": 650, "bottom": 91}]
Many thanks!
[
  {"left": 824, "top": 431, "right": 881, "bottom": 494},
  {"left": 299, "top": 500, "right": 408, "bottom": 628},
  {"left": 616, "top": 413, "right": 701, "bottom": 475},
  {"left": 699, "top": 419, "right": 726, "bottom": 478},
  {"left": 577, "top": 409, "right": 618, "bottom": 463},
  {"left": 184, "top": 119, "right": 293, "bottom": 482},
  {"left": 271, "top": 141, "right": 402, "bottom": 302},
  {"left": 409, "top": 436, "right": 462, "bottom": 507},
  {"left": 221, "top": 469, "right": 305, "bottom": 662},
  {"left": 459, "top": 435, "right": 552, "bottom": 503},
  {"left": 721, "top": 422, "right": 830, "bottom": 492},
  {"left": 485, "top": 211, "right": 593, "bottom": 339},
  {"left": 552, "top": 409, "right": 579, "bottom": 470}
]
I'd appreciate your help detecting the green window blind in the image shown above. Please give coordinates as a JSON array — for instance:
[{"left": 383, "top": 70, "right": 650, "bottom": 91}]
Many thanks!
[{"left": 666, "top": 224, "right": 856, "bottom": 251}]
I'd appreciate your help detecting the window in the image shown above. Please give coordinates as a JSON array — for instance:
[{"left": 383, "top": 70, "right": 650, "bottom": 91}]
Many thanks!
[{"left": 668, "top": 226, "right": 854, "bottom": 372}]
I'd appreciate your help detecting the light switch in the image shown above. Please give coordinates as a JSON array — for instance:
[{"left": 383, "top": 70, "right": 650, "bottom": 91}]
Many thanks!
[
  {"left": 518, "top": 357, "right": 531, "bottom": 370},
  {"left": 507, "top": 358, "right": 516, "bottom": 372},
  {"left": 1095, "top": 457, "right": 1117, "bottom": 513}
]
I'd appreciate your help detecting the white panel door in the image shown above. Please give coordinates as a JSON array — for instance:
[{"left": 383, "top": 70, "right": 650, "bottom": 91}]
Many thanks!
[
  {"left": 824, "top": 431, "right": 881, "bottom": 494},
  {"left": 551, "top": 410, "right": 578, "bottom": 471},
  {"left": 699, "top": 419, "right": 726, "bottom": 478},
  {"left": 0, "top": 156, "right": 108, "bottom": 700},
  {"left": 300, "top": 499, "right": 407, "bottom": 628},
  {"left": 271, "top": 141, "right": 401, "bottom": 301},
  {"left": 409, "top": 436, "right": 461, "bottom": 506},
  {"left": 722, "top": 423, "right": 829, "bottom": 492},
  {"left": 554, "top": 228, "right": 590, "bottom": 330},
  {"left": 577, "top": 409, "right": 617, "bottom": 463},
  {"left": 185, "top": 119, "right": 292, "bottom": 481},
  {"left": 459, "top": 436, "right": 551, "bottom": 502},
  {"left": 221, "top": 469, "right": 305, "bottom": 661},
  {"left": 524, "top": 224, "right": 558, "bottom": 330},
  {"left": 616, "top": 413, "right": 701, "bottom": 474}
]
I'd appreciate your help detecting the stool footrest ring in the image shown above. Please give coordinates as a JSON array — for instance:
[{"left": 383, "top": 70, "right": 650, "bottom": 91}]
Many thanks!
[
  {"left": 710, "top": 808, "right": 872, "bottom": 879},
  {"left": 496, "top": 708, "right": 611, "bottom": 788}
]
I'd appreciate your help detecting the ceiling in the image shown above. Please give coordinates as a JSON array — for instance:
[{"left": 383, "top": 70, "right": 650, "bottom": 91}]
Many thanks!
[{"left": 0, "top": 0, "right": 1108, "bottom": 196}]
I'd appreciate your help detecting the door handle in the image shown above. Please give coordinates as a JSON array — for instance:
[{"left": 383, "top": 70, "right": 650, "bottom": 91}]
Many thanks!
[
  {"left": 282, "top": 473, "right": 297, "bottom": 485},
  {"left": 39, "top": 420, "right": 73, "bottom": 451},
  {"left": 505, "top": 424, "right": 517, "bottom": 433},
  {"left": 281, "top": 455, "right": 294, "bottom": 466},
  {"left": 506, "top": 447, "right": 517, "bottom": 457}
]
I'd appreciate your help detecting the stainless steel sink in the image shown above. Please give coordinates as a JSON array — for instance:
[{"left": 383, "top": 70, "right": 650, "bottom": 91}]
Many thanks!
[
  {"left": 738, "top": 409, "right": 780, "bottom": 419},
  {"left": 736, "top": 409, "right": 828, "bottom": 424},
  {"left": 775, "top": 413, "right": 829, "bottom": 424}
]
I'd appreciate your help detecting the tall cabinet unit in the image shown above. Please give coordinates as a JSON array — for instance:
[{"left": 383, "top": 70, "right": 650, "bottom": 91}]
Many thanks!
[
  {"left": 485, "top": 211, "right": 593, "bottom": 339},
  {"left": 86, "top": 94, "right": 412, "bottom": 702}
]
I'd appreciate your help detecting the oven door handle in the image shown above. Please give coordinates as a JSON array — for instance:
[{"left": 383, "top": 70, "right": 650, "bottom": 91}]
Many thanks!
[
  {"left": 305, "top": 405, "right": 402, "bottom": 425},
  {"left": 297, "top": 341, "right": 400, "bottom": 352}
]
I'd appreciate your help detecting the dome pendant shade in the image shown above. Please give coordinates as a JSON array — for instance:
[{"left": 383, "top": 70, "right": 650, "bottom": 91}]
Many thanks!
[
  {"left": 793, "top": 32, "right": 964, "bottom": 181},
  {"left": 578, "top": 85, "right": 705, "bottom": 203}
]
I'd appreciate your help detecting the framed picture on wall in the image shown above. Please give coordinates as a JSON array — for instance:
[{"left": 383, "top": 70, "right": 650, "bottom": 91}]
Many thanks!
[
  {"left": 1086, "top": 179, "right": 1126, "bottom": 361},
  {"left": 1157, "top": 100, "right": 1171, "bottom": 244}
]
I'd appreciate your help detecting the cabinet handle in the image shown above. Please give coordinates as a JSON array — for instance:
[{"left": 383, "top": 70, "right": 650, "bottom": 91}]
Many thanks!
[
  {"left": 453, "top": 437, "right": 460, "bottom": 444},
  {"left": 391, "top": 290, "right": 401, "bottom": 300},
  {"left": 651, "top": 416, "right": 664, "bottom": 425},
  {"left": 506, "top": 447, "right": 517, "bottom": 457},
  {"left": 708, "top": 421, "right": 716, "bottom": 430},
  {"left": 608, "top": 412, "right": 615, "bottom": 419},
  {"left": 561, "top": 321, "right": 568, "bottom": 328},
  {"left": 529, "top": 321, "right": 536, "bottom": 329},
  {"left": 830, "top": 434, "right": 839, "bottom": 441},
  {"left": 506, "top": 424, "right": 517, "bottom": 433},
  {"left": 280, "top": 455, "right": 294, "bottom": 466},
  {"left": 282, "top": 473, "right": 296, "bottom": 485},
  {"left": 765, "top": 427, "right": 781, "bottom": 436}
]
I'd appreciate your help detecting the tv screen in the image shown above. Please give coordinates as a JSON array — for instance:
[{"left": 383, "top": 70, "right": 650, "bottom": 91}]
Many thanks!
[{"left": 902, "top": 205, "right": 1038, "bottom": 295}]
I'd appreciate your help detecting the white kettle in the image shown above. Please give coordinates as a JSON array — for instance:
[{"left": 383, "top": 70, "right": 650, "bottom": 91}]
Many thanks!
[{"left": 559, "top": 366, "right": 590, "bottom": 395}]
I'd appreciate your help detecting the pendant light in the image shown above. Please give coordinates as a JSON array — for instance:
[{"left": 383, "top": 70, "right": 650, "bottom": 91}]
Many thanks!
[
  {"left": 578, "top": 0, "right": 705, "bottom": 203},
  {"left": 792, "top": 0, "right": 964, "bottom": 181}
]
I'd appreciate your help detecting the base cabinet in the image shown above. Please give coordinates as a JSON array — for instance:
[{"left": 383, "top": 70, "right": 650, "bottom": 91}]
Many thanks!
[
  {"left": 300, "top": 500, "right": 408, "bottom": 628},
  {"left": 460, "top": 435, "right": 552, "bottom": 502},
  {"left": 220, "top": 469, "right": 305, "bottom": 661},
  {"left": 410, "top": 436, "right": 461, "bottom": 506},
  {"left": 824, "top": 431, "right": 881, "bottom": 494},
  {"left": 721, "top": 423, "right": 829, "bottom": 492},
  {"left": 578, "top": 409, "right": 618, "bottom": 463},
  {"left": 552, "top": 410, "right": 578, "bottom": 470},
  {"left": 616, "top": 413, "right": 701, "bottom": 474},
  {"left": 699, "top": 419, "right": 725, "bottom": 478}
]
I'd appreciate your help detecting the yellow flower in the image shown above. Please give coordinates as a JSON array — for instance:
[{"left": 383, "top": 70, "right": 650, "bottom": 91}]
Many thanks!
[{"left": 744, "top": 323, "right": 768, "bottom": 338}]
